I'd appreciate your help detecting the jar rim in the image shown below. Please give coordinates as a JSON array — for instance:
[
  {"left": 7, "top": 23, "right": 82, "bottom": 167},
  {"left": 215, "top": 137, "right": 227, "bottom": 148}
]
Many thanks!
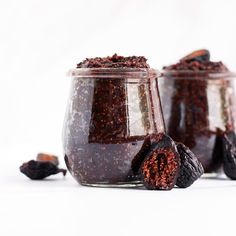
[
  {"left": 162, "top": 70, "right": 236, "bottom": 80},
  {"left": 68, "top": 68, "right": 160, "bottom": 78}
]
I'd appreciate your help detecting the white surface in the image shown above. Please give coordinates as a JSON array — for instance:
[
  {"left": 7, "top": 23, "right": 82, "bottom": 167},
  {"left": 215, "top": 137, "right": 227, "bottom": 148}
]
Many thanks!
[
  {"left": 2, "top": 177, "right": 236, "bottom": 236},
  {"left": 1, "top": 145, "right": 236, "bottom": 236},
  {"left": 1, "top": 0, "right": 236, "bottom": 235}
]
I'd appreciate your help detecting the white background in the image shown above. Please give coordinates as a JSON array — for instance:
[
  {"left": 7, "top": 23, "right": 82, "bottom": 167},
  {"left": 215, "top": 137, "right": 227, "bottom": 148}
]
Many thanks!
[{"left": 1, "top": 0, "right": 236, "bottom": 235}]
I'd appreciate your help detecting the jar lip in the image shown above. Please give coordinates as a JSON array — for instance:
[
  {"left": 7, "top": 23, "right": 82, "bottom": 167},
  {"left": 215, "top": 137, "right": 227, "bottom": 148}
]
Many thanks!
[
  {"left": 68, "top": 68, "right": 160, "bottom": 78},
  {"left": 162, "top": 70, "right": 236, "bottom": 80}
]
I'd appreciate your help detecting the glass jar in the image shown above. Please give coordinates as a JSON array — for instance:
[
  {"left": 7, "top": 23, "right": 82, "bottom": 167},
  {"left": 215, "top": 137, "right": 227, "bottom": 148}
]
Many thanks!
[
  {"left": 159, "top": 70, "right": 236, "bottom": 173},
  {"left": 63, "top": 68, "right": 164, "bottom": 187}
]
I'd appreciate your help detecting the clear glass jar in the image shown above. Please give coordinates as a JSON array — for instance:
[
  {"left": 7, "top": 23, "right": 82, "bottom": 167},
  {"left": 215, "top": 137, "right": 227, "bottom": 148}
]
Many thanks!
[
  {"left": 159, "top": 70, "right": 236, "bottom": 173},
  {"left": 63, "top": 68, "right": 164, "bottom": 187}
]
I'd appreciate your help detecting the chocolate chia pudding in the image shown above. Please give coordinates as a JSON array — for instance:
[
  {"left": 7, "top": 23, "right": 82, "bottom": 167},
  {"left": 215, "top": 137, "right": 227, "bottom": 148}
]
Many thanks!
[
  {"left": 63, "top": 54, "right": 164, "bottom": 186},
  {"left": 159, "top": 50, "right": 236, "bottom": 173}
]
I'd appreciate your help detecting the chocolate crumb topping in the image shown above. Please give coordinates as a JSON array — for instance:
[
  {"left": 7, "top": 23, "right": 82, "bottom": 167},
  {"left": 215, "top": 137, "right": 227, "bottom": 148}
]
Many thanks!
[
  {"left": 77, "top": 54, "right": 150, "bottom": 68},
  {"left": 163, "top": 49, "right": 229, "bottom": 72}
]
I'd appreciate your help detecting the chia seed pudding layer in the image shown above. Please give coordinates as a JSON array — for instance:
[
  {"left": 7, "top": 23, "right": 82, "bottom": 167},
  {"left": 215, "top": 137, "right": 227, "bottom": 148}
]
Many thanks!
[
  {"left": 160, "top": 50, "right": 236, "bottom": 173},
  {"left": 63, "top": 55, "right": 164, "bottom": 186}
]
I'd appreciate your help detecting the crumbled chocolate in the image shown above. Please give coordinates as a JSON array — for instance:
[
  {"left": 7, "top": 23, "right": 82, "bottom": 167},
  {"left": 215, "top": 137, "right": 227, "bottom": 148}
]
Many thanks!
[
  {"left": 163, "top": 49, "right": 228, "bottom": 72},
  {"left": 77, "top": 54, "right": 150, "bottom": 68}
]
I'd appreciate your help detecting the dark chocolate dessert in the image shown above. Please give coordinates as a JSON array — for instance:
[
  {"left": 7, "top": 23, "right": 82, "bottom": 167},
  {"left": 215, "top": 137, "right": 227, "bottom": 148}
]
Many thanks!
[
  {"left": 63, "top": 54, "right": 164, "bottom": 186},
  {"left": 77, "top": 54, "right": 149, "bottom": 68},
  {"left": 163, "top": 49, "right": 228, "bottom": 72},
  {"left": 160, "top": 49, "right": 235, "bottom": 173}
]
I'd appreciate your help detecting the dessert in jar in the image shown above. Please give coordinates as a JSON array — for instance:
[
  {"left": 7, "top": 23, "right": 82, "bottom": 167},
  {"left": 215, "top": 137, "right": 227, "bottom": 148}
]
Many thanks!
[
  {"left": 159, "top": 50, "right": 236, "bottom": 173},
  {"left": 63, "top": 54, "right": 165, "bottom": 187}
]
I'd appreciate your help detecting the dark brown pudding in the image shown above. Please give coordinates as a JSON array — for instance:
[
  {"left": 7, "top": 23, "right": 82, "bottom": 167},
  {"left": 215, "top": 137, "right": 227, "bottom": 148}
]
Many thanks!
[
  {"left": 63, "top": 55, "right": 164, "bottom": 186},
  {"left": 160, "top": 50, "right": 236, "bottom": 173}
]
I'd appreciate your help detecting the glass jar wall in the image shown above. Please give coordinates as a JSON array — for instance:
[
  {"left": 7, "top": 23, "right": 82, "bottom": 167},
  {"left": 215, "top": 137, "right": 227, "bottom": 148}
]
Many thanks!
[
  {"left": 159, "top": 71, "right": 236, "bottom": 173},
  {"left": 63, "top": 68, "right": 164, "bottom": 187}
]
